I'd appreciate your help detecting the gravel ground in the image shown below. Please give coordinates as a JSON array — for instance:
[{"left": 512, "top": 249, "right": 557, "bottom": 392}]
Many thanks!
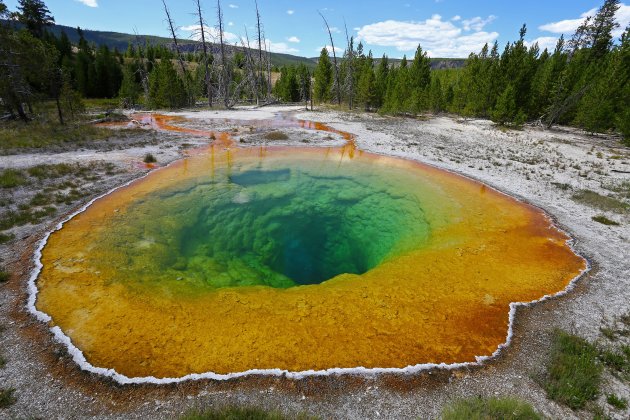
[{"left": 0, "top": 106, "right": 629, "bottom": 419}]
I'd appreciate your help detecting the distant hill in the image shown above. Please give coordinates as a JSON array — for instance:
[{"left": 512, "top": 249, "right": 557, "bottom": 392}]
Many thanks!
[
  {"left": 3, "top": 21, "right": 467, "bottom": 70},
  {"left": 2, "top": 20, "right": 318, "bottom": 69}
]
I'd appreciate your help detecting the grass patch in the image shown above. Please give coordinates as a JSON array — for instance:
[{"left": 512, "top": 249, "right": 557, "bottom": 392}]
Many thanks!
[
  {"left": 0, "top": 169, "right": 28, "bottom": 188},
  {"left": 263, "top": 131, "right": 289, "bottom": 141},
  {"left": 599, "top": 348, "right": 628, "bottom": 373},
  {"left": 572, "top": 190, "right": 629, "bottom": 213},
  {"left": 592, "top": 215, "right": 620, "bottom": 226},
  {"left": 0, "top": 268, "right": 9, "bottom": 283},
  {"left": 0, "top": 206, "right": 56, "bottom": 230},
  {"left": 0, "top": 120, "right": 114, "bottom": 151},
  {"left": 0, "top": 388, "right": 16, "bottom": 408},
  {"left": 181, "top": 406, "right": 291, "bottom": 420},
  {"left": 0, "top": 233, "right": 14, "bottom": 244},
  {"left": 542, "top": 330, "right": 602, "bottom": 410},
  {"left": 601, "top": 180, "right": 630, "bottom": 199},
  {"left": 607, "top": 394, "right": 628, "bottom": 410},
  {"left": 0, "top": 354, "right": 5, "bottom": 369},
  {"left": 27, "top": 163, "right": 76, "bottom": 179},
  {"left": 143, "top": 153, "right": 157, "bottom": 163},
  {"left": 441, "top": 396, "right": 542, "bottom": 420}
]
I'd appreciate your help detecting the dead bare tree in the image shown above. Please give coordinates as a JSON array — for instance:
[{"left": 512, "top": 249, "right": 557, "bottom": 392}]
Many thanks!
[
  {"left": 319, "top": 11, "right": 341, "bottom": 106},
  {"left": 162, "top": 1, "right": 188, "bottom": 77},
  {"left": 264, "top": 32, "right": 272, "bottom": 101},
  {"left": 254, "top": 0, "right": 264, "bottom": 105},
  {"left": 194, "top": 0, "right": 213, "bottom": 107},
  {"left": 162, "top": 0, "right": 193, "bottom": 105},
  {"left": 241, "top": 27, "right": 259, "bottom": 102},
  {"left": 132, "top": 29, "right": 150, "bottom": 102},
  {"left": 343, "top": 21, "right": 355, "bottom": 110},
  {"left": 216, "top": 0, "right": 231, "bottom": 108}
]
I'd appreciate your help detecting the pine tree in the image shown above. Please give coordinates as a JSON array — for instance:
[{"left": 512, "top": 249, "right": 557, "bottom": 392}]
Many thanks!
[
  {"left": 357, "top": 52, "right": 375, "bottom": 111},
  {"left": 313, "top": 48, "right": 333, "bottom": 103},
  {"left": 16, "top": 0, "right": 54, "bottom": 39},
  {"left": 374, "top": 54, "right": 389, "bottom": 108},
  {"left": 119, "top": 64, "right": 141, "bottom": 108},
  {"left": 407, "top": 44, "right": 432, "bottom": 113},
  {"left": 492, "top": 84, "right": 525, "bottom": 126},
  {"left": 148, "top": 59, "right": 187, "bottom": 109}
]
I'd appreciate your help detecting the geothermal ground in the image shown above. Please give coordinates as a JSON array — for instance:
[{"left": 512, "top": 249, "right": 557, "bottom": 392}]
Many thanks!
[{"left": 0, "top": 105, "right": 629, "bottom": 419}]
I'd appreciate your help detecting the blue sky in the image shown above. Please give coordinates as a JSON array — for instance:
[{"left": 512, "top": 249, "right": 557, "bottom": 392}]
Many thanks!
[{"left": 4, "top": 0, "right": 630, "bottom": 58}]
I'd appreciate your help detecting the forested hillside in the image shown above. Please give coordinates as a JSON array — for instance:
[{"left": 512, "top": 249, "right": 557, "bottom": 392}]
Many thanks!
[{"left": 1, "top": 0, "right": 628, "bottom": 145}]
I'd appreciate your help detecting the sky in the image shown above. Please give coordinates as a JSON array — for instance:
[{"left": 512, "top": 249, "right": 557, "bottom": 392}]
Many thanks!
[{"left": 4, "top": 0, "right": 630, "bottom": 58}]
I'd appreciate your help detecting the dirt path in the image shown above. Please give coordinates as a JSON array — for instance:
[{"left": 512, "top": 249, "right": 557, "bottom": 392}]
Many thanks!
[{"left": 1, "top": 106, "right": 629, "bottom": 419}]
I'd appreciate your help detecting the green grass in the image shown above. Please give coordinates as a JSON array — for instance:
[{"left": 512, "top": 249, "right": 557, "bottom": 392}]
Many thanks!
[
  {"left": 601, "top": 180, "right": 630, "bottom": 199},
  {"left": 0, "top": 120, "right": 114, "bottom": 151},
  {"left": 0, "top": 169, "right": 28, "bottom": 188},
  {"left": 441, "top": 396, "right": 543, "bottom": 420},
  {"left": 599, "top": 348, "right": 628, "bottom": 373},
  {"left": 0, "top": 233, "right": 14, "bottom": 244},
  {"left": 542, "top": 330, "right": 602, "bottom": 410},
  {"left": 572, "top": 190, "right": 629, "bottom": 213},
  {"left": 181, "top": 406, "right": 292, "bottom": 420},
  {"left": 143, "top": 153, "right": 157, "bottom": 163},
  {"left": 0, "top": 388, "right": 16, "bottom": 408},
  {"left": 592, "top": 215, "right": 621, "bottom": 226},
  {"left": 0, "top": 269, "right": 9, "bottom": 283},
  {"left": 606, "top": 394, "right": 628, "bottom": 410},
  {"left": 0, "top": 206, "right": 56, "bottom": 230}
]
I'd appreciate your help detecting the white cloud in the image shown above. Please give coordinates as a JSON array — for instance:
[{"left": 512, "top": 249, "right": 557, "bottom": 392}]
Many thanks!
[
  {"left": 461, "top": 15, "right": 496, "bottom": 31},
  {"left": 228, "top": 3, "right": 238, "bottom": 8},
  {"left": 265, "top": 40, "right": 299, "bottom": 54},
  {"left": 228, "top": 21, "right": 234, "bottom": 26},
  {"left": 539, "top": 8, "right": 597, "bottom": 34},
  {"left": 287, "top": 10, "right": 294, "bottom": 15},
  {"left": 539, "top": 4, "right": 630, "bottom": 38},
  {"left": 181, "top": 25, "right": 238, "bottom": 43},
  {"left": 287, "top": 36, "right": 300, "bottom": 43},
  {"left": 76, "top": 0, "right": 98, "bottom": 7},
  {"left": 356, "top": 15, "right": 499, "bottom": 57},
  {"left": 452, "top": 15, "right": 461, "bottom": 22}
]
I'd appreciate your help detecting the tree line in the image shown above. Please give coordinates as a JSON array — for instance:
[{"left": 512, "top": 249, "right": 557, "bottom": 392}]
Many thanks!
[
  {"left": 309, "top": 0, "right": 629, "bottom": 144},
  {"left": 1, "top": 0, "right": 307, "bottom": 123}
]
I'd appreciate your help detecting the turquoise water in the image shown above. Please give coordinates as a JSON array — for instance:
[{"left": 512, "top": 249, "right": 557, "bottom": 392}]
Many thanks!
[{"left": 94, "top": 157, "right": 433, "bottom": 289}]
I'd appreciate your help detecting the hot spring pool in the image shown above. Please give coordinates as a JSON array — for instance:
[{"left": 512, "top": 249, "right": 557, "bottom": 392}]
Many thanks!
[{"left": 33, "top": 141, "right": 586, "bottom": 381}]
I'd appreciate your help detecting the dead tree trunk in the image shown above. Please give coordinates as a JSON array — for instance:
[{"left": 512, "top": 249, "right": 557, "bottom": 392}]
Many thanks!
[
  {"left": 255, "top": 0, "right": 263, "bottom": 105},
  {"left": 194, "top": 0, "right": 213, "bottom": 107},
  {"left": 319, "top": 11, "right": 341, "bottom": 106},
  {"left": 132, "top": 30, "right": 150, "bottom": 103},
  {"left": 344, "top": 22, "right": 354, "bottom": 110},
  {"left": 162, "top": 0, "right": 191, "bottom": 104},
  {"left": 242, "top": 28, "right": 259, "bottom": 104},
  {"left": 216, "top": 0, "right": 230, "bottom": 108}
]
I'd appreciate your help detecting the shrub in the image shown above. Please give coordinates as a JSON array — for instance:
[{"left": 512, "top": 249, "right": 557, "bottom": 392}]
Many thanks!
[{"left": 143, "top": 153, "right": 157, "bottom": 164}]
